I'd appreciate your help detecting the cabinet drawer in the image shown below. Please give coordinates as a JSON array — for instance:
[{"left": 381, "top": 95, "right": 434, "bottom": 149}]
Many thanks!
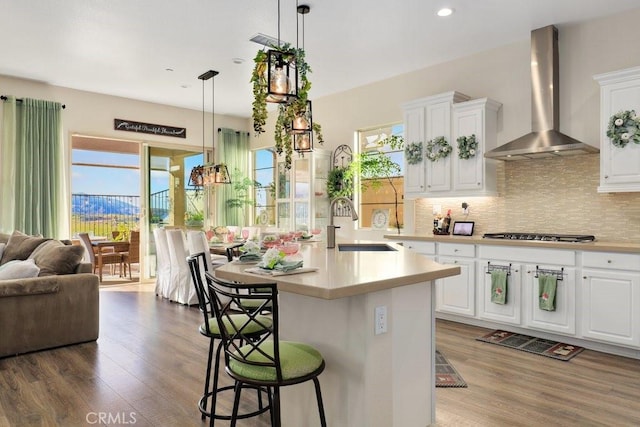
[
  {"left": 403, "top": 241, "right": 436, "bottom": 255},
  {"left": 438, "top": 243, "right": 475, "bottom": 257},
  {"left": 582, "top": 251, "right": 640, "bottom": 271}
]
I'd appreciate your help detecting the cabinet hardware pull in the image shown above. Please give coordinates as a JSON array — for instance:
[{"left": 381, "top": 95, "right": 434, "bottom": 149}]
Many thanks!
[
  {"left": 604, "top": 175, "right": 609, "bottom": 179},
  {"left": 607, "top": 260, "right": 612, "bottom": 263},
  {"left": 583, "top": 276, "right": 587, "bottom": 279}
]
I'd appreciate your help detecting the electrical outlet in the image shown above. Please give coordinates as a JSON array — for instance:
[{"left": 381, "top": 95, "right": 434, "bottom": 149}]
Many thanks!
[{"left": 375, "top": 305, "right": 387, "bottom": 335}]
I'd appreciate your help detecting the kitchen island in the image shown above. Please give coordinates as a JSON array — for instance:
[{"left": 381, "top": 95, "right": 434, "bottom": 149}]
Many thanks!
[{"left": 214, "top": 240, "right": 460, "bottom": 427}]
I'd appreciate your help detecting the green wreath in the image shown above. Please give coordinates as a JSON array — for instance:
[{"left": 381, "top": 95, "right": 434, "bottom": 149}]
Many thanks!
[
  {"left": 425, "top": 136, "right": 451, "bottom": 161},
  {"left": 457, "top": 134, "right": 478, "bottom": 159},
  {"left": 607, "top": 110, "right": 640, "bottom": 148},
  {"left": 405, "top": 141, "right": 423, "bottom": 165},
  {"left": 326, "top": 166, "right": 353, "bottom": 199}
]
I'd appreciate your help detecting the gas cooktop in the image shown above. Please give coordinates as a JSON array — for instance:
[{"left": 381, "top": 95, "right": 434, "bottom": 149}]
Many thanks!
[{"left": 483, "top": 232, "right": 596, "bottom": 243}]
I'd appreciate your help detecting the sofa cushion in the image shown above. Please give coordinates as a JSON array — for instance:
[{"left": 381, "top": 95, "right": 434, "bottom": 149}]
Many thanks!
[
  {"left": 29, "top": 240, "right": 85, "bottom": 276},
  {"left": 0, "top": 274, "right": 59, "bottom": 298},
  {"left": 0, "top": 259, "right": 41, "bottom": 280},
  {"left": 0, "top": 231, "right": 49, "bottom": 265}
]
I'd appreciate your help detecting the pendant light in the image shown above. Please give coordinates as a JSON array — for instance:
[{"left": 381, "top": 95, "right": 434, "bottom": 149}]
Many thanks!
[
  {"left": 189, "top": 70, "right": 230, "bottom": 187},
  {"left": 292, "top": 3, "right": 314, "bottom": 154},
  {"left": 266, "top": 0, "right": 298, "bottom": 103}
]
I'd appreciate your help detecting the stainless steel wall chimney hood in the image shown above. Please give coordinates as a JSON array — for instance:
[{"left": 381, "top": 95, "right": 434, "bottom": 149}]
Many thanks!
[{"left": 485, "top": 25, "right": 599, "bottom": 161}]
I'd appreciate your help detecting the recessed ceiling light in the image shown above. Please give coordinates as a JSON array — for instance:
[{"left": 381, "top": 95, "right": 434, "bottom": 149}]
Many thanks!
[{"left": 437, "top": 8, "right": 454, "bottom": 17}]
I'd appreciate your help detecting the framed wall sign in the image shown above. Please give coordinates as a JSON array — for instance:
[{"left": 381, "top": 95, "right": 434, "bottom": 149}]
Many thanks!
[
  {"left": 114, "top": 119, "right": 186, "bottom": 138},
  {"left": 371, "top": 209, "right": 390, "bottom": 230}
]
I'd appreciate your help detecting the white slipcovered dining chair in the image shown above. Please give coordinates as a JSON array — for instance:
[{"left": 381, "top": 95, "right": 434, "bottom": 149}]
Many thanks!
[
  {"left": 186, "top": 230, "right": 227, "bottom": 271},
  {"left": 166, "top": 229, "right": 198, "bottom": 305},
  {"left": 153, "top": 228, "right": 172, "bottom": 298}
]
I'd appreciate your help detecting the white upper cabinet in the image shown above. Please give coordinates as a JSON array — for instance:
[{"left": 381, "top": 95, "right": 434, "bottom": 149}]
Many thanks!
[
  {"left": 402, "top": 93, "right": 501, "bottom": 198},
  {"left": 594, "top": 66, "right": 640, "bottom": 193},
  {"left": 452, "top": 98, "right": 502, "bottom": 196}
]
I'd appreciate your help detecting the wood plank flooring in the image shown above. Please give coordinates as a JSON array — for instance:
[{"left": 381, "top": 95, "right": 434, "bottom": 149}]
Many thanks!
[{"left": 0, "top": 283, "right": 638, "bottom": 426}]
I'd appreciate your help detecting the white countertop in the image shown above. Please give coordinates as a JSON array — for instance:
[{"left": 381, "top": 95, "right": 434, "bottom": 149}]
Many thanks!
[
  {"left": 213, "top": 240, "right": 460, "bottom": 299},
  {"left": 384, "top": 234, "right": 640, "bottom": 254}
]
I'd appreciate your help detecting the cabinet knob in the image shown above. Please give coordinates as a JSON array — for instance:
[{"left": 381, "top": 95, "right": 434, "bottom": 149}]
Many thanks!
[
  {"left": 454, "top": 260, "right": 458, "bottom": 264},
  {"left": 477, "top": 182, "right": 480, "bottom": 186},
  {"left": 454, "top": 249, "right": 458, "bottom": 252},
  {"left": 583, "top": 276, "right": 588, "bottom": 279},
  {"left": 607, "top": 260, "right": 612, "bottom": 264},
  {"left": 604, "top": 175, "right": 609, "bottom": 179}
]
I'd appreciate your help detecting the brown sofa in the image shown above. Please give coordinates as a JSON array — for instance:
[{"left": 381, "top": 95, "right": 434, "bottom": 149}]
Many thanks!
[{"left": 0, "top": 232, "right": 99, "bottom": 358}]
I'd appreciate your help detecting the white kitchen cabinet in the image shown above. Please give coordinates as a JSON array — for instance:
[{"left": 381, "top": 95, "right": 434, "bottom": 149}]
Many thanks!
[
  {"left": 276, "top": 149, "right": 330, "bottom": 234},
  {"left": 452, "top": 98, "right": 501, "bottom": 196},
  {"left": 402, "top": 91, "right": 469, "bottom": 198},
  {"left": 435, "top": 243, "right": 475, "bottom": 317},
  {"left": 594, "top": 66, "right": 640, "bottom": 193},
  {"left": 403, "top": 106, "right": 426, "bottom": 193},
  {"left": 401, "top": 240, "right": 436, "bottom": 260},
  {"left": 478, "top": 261, "right": 523, "bottom": 326},
  {"left": 524, "top": 264, "right": 576, "bottom": 336},
  {"left": 580, "top": 251, "right": 640, "bottom": 348}
]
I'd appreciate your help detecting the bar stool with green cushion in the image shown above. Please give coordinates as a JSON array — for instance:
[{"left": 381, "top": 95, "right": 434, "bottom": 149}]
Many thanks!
[
  {"left": 187, "top": 253, "right": 271, "bottom": 426},
  {"left": 205, "top": 271, "right": 327, "bottom": 427}
]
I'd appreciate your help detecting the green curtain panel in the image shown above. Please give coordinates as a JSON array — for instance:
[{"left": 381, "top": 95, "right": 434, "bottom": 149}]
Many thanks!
[
  {"left": 215, "top": 128, "right": 250, "bottom": 227},
  {"left": 0, "top": 96, "right": 63, "bottom": 237}
]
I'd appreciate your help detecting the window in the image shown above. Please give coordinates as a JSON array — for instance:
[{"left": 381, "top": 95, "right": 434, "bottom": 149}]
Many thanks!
[
  {"left": 253, "top": 148, "right": 276, "bottom": 226},
  {"left": 356, "top": 123, "right": 404, "bottom": 229}
]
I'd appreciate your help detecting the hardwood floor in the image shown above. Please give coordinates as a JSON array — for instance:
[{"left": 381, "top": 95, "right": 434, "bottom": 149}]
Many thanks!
[{"left": 1, "top": 283, "right": 639, "bottom": 426}]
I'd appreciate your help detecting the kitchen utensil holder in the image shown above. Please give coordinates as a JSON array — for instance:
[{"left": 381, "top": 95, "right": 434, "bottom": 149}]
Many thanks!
[
  {"left": 486, "top": 261, "right": 511, "bottom": 276},
  {"left": 535, "top": 266, "right": 564, "bottom": 281}
]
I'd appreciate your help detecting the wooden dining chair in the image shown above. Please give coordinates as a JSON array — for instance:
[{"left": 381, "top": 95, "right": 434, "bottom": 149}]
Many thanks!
[
  {"left": 78, "top": 233, "right": 123, "bottom": 282},
  {"left": 122, "top": 230, "right": 140, "bottom": 279}
]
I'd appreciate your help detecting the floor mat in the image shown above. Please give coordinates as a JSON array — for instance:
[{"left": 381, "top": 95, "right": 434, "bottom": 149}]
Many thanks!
[
  {"left": 435, "top": 350, "right": 467, "bottom": 388},
  {"left": 476, "top": 330, "right": 584, "bottom": 361}
]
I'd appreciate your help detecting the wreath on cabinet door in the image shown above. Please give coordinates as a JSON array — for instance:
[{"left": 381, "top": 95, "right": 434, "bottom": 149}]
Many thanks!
[
  {"left": 425, "top": 136, "right": 451, "bottom": 161},
  {"left": 607, "top": 110, "right": 640, "bottom": 148},
  {"left": 404, "top": 141, "right": 423, "bottom": 165},
  {"left": 457, "top": 134, "right": 478, "bottom": 159}
]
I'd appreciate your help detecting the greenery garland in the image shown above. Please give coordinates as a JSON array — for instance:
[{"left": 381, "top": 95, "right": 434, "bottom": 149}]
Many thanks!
[
  {"left": 457, "top": 134, "right": 478, "bottom": 159},
  {"left": 404, "top": 141, "right": 423, "bottom": 165},
  {"left": 606, "top": 110, "right": 640, "bottom": 148},
  {"left": 326, "top": 166, "right": 353, "bottom": 199},
  {"left": 425, "top": 136, "right": 451, "bottom": 161}
]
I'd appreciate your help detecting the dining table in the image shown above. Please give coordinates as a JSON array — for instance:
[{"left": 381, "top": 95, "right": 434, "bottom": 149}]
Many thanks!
[{"left": 92, "top": 240, "right": 130, "bottom": 277}]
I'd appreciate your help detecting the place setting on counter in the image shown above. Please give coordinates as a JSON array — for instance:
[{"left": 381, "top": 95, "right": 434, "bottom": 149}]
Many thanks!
[{"left": 231, "top": 239, "right": 318, "bottom": 276}]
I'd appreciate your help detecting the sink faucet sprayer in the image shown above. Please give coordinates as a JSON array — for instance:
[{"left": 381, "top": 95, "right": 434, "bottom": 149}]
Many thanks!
[{"left": 327, "top": 197, "right": 359, "bottom": 248}]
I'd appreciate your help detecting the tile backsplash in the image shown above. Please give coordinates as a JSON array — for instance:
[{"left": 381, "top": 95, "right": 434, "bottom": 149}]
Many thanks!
[{"left": 414, "top": 154, "right": 640, "bottom": 242}]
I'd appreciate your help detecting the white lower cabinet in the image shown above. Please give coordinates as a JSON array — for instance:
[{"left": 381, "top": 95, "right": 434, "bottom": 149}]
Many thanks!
[
  {"left": 478, "top": 261, "right": 523, "bottom": 325},
  {"left": 436, "top": 243, "right": 475, "bottom": 317},
  {"left": 524, "top": 264, "right": 576, "bottom": 336},
  {"left": 580, "top": 252, "right": 640, "bottom": 348}
]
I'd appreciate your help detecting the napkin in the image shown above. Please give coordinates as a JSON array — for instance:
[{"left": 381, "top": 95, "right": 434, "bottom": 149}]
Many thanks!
[{"left": 238, "top": 253, "right": 261, "bottom": 262}]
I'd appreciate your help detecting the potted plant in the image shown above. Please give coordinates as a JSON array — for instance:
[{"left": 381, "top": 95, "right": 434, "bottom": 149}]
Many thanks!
[
  {"left": 251, "top": 45, "right": 324, "bottom": 169},
  {"left": 327, "top": 166, "right": 353, "bottom": 199},
  {"left": 225, "top": 168, "right": 262, "bottom": 228},
  {"left": 345, "top": 135, "right": 404, "bottom": 234}
]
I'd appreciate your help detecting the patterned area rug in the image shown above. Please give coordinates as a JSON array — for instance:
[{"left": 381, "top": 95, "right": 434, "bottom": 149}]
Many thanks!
[
  {"left": 435, "top": 350, "right": 467, "bottom": 388},
  {"left": 476, "top": 330, "right": 584, "bottom": 361}
]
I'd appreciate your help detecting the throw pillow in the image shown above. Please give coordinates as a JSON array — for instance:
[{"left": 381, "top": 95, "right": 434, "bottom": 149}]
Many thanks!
[
  {"left": 0, "top": 231, "right": 50, "bottom": 265},
  {"left": 0, "top": 259, "right": 41, "bottom": 280},
  {"left": 29, "top": 240, "right": 85, "bottom": 276},
  {"left": 0, "top": 243, "right": 5, "bottom": 261},
  {"left": 0, "top": 233, "right": 9, "bottom": 244}
]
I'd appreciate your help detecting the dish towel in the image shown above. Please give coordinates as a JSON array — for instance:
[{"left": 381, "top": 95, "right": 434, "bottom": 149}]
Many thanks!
[
  {"left": 538, "top": 273, "right": 557, "bottom": 311},
  {"left": 490, "top": 270, "right": 508, "bottom": 304}
]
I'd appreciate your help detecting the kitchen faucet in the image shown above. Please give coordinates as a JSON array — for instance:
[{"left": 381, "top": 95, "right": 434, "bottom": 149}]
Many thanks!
[{"left": 327, "top": 197, "right": 359, "bottom": 248}]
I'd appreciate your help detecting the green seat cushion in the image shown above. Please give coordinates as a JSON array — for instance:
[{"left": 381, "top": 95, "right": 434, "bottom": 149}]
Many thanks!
[
  {"left": 200, "top": 313, "right": 272, "bottom": 336},
  {"left": 239, "top": 298, "right": 272, "bottom": 310},
  {"left": 229, "top": 341, "right": 323, "bottom": 382}
]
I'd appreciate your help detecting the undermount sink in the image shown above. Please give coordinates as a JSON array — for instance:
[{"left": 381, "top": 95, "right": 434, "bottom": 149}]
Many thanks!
[{"left": 337, "top": 243, "right": 397, "bottom": 252}]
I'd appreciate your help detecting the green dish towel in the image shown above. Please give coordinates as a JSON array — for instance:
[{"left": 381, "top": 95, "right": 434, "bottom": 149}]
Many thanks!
[
  {"left": 538, "top": 273, "right": 557, "bottom": 311},
  {"left": 490, "top": 270, "right": 508, "bottom": 304}
]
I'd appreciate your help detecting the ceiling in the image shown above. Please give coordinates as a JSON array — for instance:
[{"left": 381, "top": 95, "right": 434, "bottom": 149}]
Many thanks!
[{"left": 2, "top": 0, "right": 638, "bottom": 118}]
